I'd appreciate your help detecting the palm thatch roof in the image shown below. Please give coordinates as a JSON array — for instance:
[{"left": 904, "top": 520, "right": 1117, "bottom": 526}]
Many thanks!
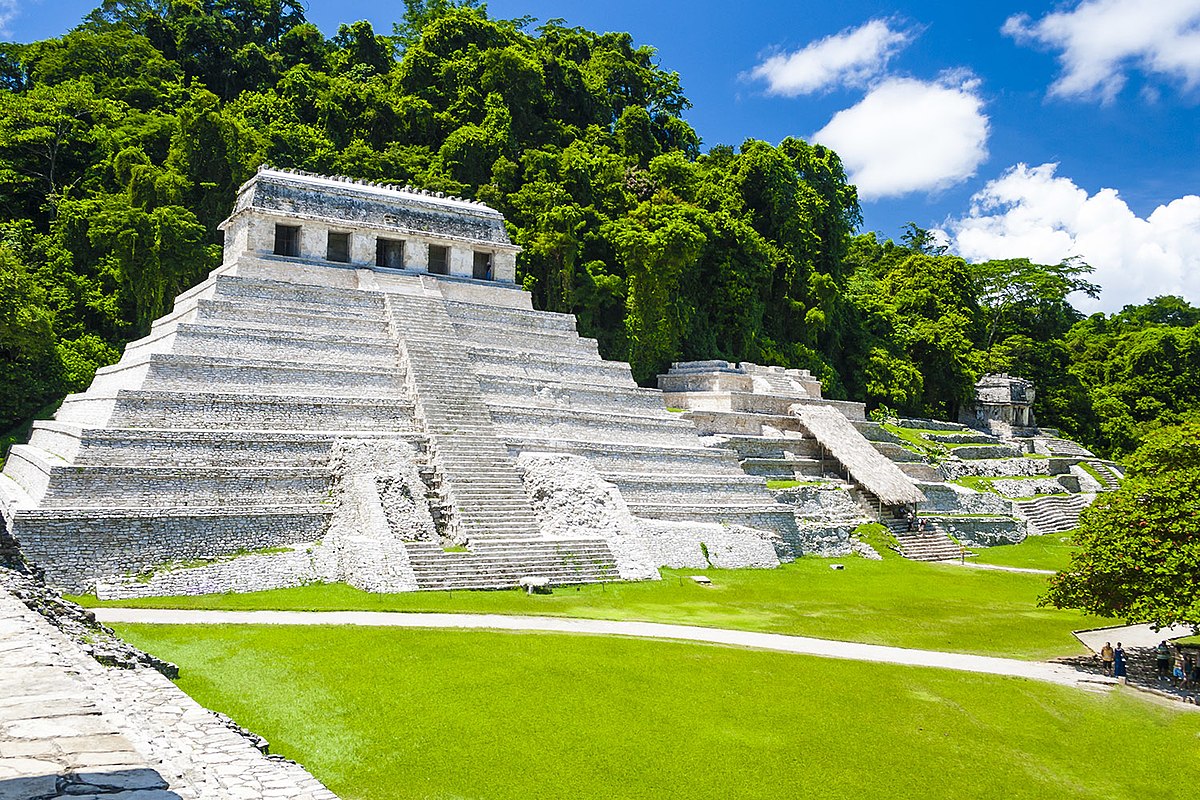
[{"left": 792, "top": 404, "right": 926, "bottom": 506}]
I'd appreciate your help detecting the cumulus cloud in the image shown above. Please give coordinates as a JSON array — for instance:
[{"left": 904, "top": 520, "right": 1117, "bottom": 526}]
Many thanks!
[
  {"left": 949, "top": 163, "right": 1200, "bottom": 312},
  {"left": 812, "top": 74, "right": 989, "bottom": 200},
  {"left": 749, "top": 19, "right": 912, "bottom": 96},
  {"left": 1004, "top": 0, "right": 1200, "bottom": 101},
  {"left": 0, "top": 0, "right": 18, "bottom": 38}
]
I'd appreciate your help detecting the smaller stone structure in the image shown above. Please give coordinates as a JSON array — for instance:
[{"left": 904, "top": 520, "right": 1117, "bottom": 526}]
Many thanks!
[{"left": 961, "top": 373, "right": 1037, "bottom": 439}]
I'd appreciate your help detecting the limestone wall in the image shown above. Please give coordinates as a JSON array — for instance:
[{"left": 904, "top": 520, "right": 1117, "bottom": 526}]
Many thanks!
[
  {"left": 14, "top": 509, "right": 329, "bottom": 593},
  {"left": 938, "top": 517, "right": 1025, "bottom": 548},
  {"left": 938, "top": 457, "right": 1053, "bottom": 480}
]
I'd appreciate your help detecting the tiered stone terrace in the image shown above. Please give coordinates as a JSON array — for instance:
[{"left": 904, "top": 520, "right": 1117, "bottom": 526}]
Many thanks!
[{"left": 0, "top": 168, "right": 794, "bottom": 593}]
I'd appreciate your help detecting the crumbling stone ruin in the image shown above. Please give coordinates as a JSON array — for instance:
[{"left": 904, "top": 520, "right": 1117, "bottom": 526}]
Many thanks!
[
  {"left": 961, "top": 373, "right": 1037, "bottom": 439},
  {"left": 0, "top": 167, "right": 795, "bottom": 596},
  {"left": 658, "top": 360, "right": 1123, "bottom": 561}
]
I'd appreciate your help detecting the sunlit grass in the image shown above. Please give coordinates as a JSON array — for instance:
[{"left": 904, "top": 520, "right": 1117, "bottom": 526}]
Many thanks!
[
  {"left": 115, "top": 624, "right": 1200, "bottom": 800},
  {"left": 971, "top": 534, "right": 1078, "bottom": 572},
  {"left": 80, "top": 554, "right": 1113, "bottom": 660}
]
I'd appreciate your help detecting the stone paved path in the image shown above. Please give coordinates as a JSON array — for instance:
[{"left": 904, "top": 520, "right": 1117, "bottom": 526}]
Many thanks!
[
  {"left": 1074, "top": 622, "right": 1195, "bottom": 651},
  {"left": 935, "top": 560, "right": 1056, "bottom": 575},
  {"left": 95, "top": 608, "right": 1112, "bottom": 690},
  {"left": 1, "top": 589, "right": 338, "bottom": 800}
]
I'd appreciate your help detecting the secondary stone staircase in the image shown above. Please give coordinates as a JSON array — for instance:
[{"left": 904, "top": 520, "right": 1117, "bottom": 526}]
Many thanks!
[
  {"left": 1042, "top": 437, "right": 1095, "bottom": 458},
  {"left": 386, "top": 290, "right": 620, "bottom": 590},
  {"left": 1014, "top": 494, "right": 1092, "bottom": 535},
  {"left": 1084, "top": 460, "right": 1122, "bottom": 490},
  {"left": 883, "top": 518, "right": 968, "bottom": 561}
]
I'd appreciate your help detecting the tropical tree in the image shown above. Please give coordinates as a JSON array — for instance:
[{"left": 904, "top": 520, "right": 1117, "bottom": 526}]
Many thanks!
[{"left": 1044, "top": 420, "right": 1200, "bottom": 630}]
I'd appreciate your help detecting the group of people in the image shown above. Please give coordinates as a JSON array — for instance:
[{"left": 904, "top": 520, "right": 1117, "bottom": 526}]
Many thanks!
[
  {"left": 1099, "top": 640, "right": 1200, "bottom": 689},
  {"left": 1154, "top": 641, "right": 1199, "bottom": 689},
  {"left": 902, "top": 509, "right": 928, "bottom": 533},
  {"left": 1099, "top": 642, "right": 1127, "bottom": 680}
]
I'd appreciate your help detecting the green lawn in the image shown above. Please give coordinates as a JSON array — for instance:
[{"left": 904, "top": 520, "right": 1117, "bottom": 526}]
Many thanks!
[
  {"left": 79, "top": 556, "right": 1114, "bottom": 660},
  {"left": 114, "top": 624, "right": 1200, "bottom": 800},
  {"left": 970, "top": 535, "right": 1078, "bottom": 572}
]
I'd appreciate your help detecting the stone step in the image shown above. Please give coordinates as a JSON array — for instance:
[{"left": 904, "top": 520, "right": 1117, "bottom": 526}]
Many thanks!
[
  {"left": 91, "top": 353, "right": 409, "bottom": 399},
  {"left": 211, "top": 274, "right": 385, "bottom": 314},
  {"left": 625, "top": 501, "right": 798, "bottom": 533},
  {"left": 10, "top": 448, "right": 331, "bottom": 507},
  {"left": 450, "top": 320, "right": 600, "bottom": 357},
  {"left": 607, "top": 474, "right": 777, "bottom": 504},
  {"left": 166, "top": 322, "right": 398, "bottom": 365},
  {"left": 489, "top": 406, "right": 698, "bottom": 447},
  {"left": 501, "top": 437, "right": 732, "bottom": 471},
  {"left": 29, "top": 423, "right": 422, "bottom": 468},
  {"left": 191, "top": 297, "right": 391, "bottom": 335},
  {"left": 738, "top": 457, "right": 827, "bottom": 478},
  {"left": 467, "top": 346, "right": 637, "bottom": 385},
  {"left": 475, "top": 376, "right": 669, "bottom": 415},
  {"left": 62, "top": 391, "right": 418, "bottom": 432},
  {"left": 443, "top": 300, "right": 578, "bottom": 333}
]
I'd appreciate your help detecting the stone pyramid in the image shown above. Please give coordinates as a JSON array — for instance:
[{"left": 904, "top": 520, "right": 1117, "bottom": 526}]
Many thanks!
[{"left": 0, "top": 168, "right": 797, "bottom": 594}]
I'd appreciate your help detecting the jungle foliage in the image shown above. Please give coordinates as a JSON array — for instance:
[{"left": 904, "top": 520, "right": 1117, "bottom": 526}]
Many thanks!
[
  {"left": 1045, "top": 420, "right": 1200, "bottom": 629},
  {"left": 1, "top": 0, "right": 1197, "bottom": 459}
]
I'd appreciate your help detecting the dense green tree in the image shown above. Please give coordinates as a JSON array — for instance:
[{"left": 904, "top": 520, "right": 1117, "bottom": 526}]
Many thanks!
[
  {"left": 1045, "top": 421, "right": 1200, "bottom": 630},
  {"left": 0, "top": 245, "right": 64, "bottom": 428}
]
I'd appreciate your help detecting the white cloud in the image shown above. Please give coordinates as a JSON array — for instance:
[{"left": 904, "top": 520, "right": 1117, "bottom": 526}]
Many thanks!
[
  {"left": 0, "top": 0, "right": 18, "bottom": 39},
  {"left": 949, "top": 163, "right": 1200, "bottom": 313},
  {"left": 812, "top": 74, "right": 989, "bottom": 200},
  {"left": 749, "top": 19, "right": 912, "bottom": 96},
  {"left": 1004, "top": 0, "right": 1200, "bottom": 102}
]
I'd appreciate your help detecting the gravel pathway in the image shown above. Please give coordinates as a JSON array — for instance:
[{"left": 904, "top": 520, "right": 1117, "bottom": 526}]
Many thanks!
[{"left": 95, "top": 608, "right": 1112, "bottom": 690}]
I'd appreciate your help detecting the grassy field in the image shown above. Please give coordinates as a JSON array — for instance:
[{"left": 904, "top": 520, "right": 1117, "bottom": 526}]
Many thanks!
[
  {"left": 80, "top": 555, "right": 1113, "bottom": 660},
  {"left": 114, "top": 623, "right": 1200, "bottom": 800},
  {"left": 969, "top": 534, "right": 1078, "bottom": 572}
]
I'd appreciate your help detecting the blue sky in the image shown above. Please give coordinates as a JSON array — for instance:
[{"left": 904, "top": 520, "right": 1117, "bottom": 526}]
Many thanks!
[{"left": 3, "top": 0, "right": 1199, "bottom": 312}]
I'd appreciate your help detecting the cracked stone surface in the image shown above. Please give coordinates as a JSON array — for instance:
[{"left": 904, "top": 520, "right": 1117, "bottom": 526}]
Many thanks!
[{"left": 0, "top": 581, "right": 339, "bottom": 800}]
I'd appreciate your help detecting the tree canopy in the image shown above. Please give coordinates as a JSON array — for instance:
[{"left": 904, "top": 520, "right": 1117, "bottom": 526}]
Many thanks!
[{"left": 1044, "top": 421, "right": 1200, "bottom": 630}]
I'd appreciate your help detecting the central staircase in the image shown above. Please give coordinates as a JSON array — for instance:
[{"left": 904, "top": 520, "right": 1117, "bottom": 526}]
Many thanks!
[{"left": 386, "top": 288, "right": 619, "bottom": 590}]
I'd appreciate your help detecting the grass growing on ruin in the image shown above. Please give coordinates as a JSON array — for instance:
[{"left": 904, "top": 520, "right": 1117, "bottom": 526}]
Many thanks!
[
  {"left": 969, "top": 535, "right": 1078, "bottom": 572},
  {"left": 81, "top": 555, "right": 1113, "bottom": 660},
  {"left": 114, "top": 623, "right": 1200, "bottom": 800}
]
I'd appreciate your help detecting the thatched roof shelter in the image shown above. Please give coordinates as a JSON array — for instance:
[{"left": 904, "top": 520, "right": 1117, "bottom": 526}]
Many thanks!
[{"left": 792, "top": 404, "right": 926, "bottom": 506}]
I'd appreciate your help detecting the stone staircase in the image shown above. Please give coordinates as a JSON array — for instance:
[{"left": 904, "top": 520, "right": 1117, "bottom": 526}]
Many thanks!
[
  {"left": 883, "top": 518, "right": 968, "bottom": 562},
  {"left": 1013, "top": 494, "right": 1091, "bottom": 535},
  {"left": 1084, "top": 460, "right": 1122, "bottom": 490},
  {"left": 386, "top": 290, "right": 620, "bottom": 590}
]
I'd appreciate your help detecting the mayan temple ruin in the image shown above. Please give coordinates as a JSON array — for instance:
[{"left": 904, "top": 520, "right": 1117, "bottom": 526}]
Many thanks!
[
  {"left": 0, "top": 167, "right": 802, "bottom": 595},
  {"left": 0, "top": 167, "right": 1125, "bottom": 596}
]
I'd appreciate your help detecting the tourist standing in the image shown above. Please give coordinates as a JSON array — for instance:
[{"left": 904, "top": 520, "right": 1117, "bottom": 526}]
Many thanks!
[
  {"left": 1113, "top": 642, "right": 1127, "bottom": 683},
  {"left": 1174, "top": 648, "right": 1187, "bottom": 688},
  {"left": 1155, "top": 641, "right": 1171, "bottom": 679},
  {"left": 1100, "top": 642, "right": 1114, "bottom": 676}
]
